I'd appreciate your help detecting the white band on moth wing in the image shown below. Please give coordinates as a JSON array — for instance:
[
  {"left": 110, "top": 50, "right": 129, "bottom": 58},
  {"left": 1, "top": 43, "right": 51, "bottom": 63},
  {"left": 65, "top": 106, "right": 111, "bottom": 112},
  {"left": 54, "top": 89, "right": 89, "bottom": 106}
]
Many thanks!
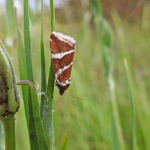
[
  {"left": 56, "top": 79, "right": 71, "bottom": 86},
  {"left": 52, "top": 32, "right": 76, "bottom": 46},
  {"left": 51, "top": 49, "right": 75, "bottom": 59},
  {"left": 55, "top": 62, "right": 73, "bottom": 79}
]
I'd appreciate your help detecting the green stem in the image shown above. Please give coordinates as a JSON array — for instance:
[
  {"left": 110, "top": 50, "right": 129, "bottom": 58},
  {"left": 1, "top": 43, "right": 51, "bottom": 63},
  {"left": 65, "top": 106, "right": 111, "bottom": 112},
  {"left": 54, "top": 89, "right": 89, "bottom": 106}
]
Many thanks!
[
  {"left": 43, "top": 62, "right": 55, "bottom": 149},
  {"left": 40, "top": 0, "right": 47, "bottom": 120},
  {"left": 1, "top": 115, "right": 15, "bottom": 150},
  {"left": 41, "top": 0, "right": 55, "bottom": 149}
]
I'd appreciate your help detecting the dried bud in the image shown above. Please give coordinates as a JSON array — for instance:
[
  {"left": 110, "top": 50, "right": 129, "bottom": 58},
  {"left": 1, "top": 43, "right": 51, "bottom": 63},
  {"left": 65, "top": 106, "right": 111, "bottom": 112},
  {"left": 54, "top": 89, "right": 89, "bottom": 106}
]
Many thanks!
[{"left": 0, "top": 43, "right": 20, "bottom": 118}]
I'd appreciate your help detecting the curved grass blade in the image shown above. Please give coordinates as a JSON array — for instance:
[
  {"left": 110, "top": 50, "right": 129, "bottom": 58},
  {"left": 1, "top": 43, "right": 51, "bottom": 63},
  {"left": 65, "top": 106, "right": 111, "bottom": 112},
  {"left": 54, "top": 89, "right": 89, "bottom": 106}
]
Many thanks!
[
  {"left": 124, "top": 59, "right": 137, "bottom": 150},
  {"left": 40, "top": 0, "right": 47, "bottom": 120},
  {"left": 42, "top": 0, "right": 55, "bottom": 149},
  {"left": 59, "top": 131, "right": 70, "bottom": 150},
  {"left": 17, "top": 80, "right": 48, "bottom": 150},
  {"left": 24, "top": 0, "right": 34, "bottom": 83}
]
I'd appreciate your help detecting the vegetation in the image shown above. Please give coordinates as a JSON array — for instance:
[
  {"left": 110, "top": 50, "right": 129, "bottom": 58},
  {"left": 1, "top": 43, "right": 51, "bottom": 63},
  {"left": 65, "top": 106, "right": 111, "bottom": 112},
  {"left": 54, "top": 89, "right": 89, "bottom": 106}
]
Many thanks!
[{"left": 0, "top": 0, "right": 150, "bottom": 150}]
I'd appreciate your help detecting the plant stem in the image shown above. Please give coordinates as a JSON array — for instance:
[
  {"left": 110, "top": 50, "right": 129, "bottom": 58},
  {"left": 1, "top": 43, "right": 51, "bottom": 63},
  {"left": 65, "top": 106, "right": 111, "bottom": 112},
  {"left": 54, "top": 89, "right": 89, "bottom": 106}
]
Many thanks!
[
  {"left": 40, "top": 0, "right": 47, "bottom": 120},
  {"left": 1, "top": 115, "right": 15, "bottom": 150},
  {"left": 41, "top": 0, "right": 55, "bottom": 149},
  {"left": 43, "top": 62, "right": 55, "bottom": 149}
]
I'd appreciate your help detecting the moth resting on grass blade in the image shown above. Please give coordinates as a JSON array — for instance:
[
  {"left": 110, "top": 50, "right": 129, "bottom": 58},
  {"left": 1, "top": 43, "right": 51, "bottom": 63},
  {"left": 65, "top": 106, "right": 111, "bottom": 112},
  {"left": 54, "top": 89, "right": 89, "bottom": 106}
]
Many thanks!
[{"left": 50, "top": 32, "right": 76, "bottom": 95}]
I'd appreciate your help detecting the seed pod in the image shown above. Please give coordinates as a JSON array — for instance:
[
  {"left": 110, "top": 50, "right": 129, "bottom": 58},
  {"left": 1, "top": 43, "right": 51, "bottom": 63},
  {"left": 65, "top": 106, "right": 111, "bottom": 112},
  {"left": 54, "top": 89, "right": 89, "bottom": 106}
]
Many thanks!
[{"left": 0, "top": 44, "right": 20, "bottom": 118}]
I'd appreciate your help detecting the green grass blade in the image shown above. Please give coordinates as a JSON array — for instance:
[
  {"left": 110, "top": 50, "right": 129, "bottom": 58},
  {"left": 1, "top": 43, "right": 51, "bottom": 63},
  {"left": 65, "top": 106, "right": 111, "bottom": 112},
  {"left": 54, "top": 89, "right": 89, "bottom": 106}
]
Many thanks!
[
  {"left": 17, "top": 23, "right": 29, "bottom": 126},
  {"left": 89, "top": 1, "right": 125, "bottom": 149},
  {"left": 24, "top": 0, "right": 34, "bottom": 83},
  {"left": 42, "top": 0, "right": 55, "bottom": 149},
  {"left": 5, "top": 0, "right": 15, "bottom": 45},
  {"left": 111, "top": 10, "right": 131, "bottom": 66},
  {"left": 50, "top": 0, "right": 55, "bottom": 32},
  {"left": 88, "top": 0, "right": 102, "bottom": 17},
  {"left": 124, "top": 59, "right": 137, "bottom": 150},
  {"left": 59, "top": 131, "right": 70, "bottom": 150},
  {"left": 40, "top": 0, "right": 47, "bottom": 119},
  {"left": 17, "top": 81, "right": 48, "bottom": 150}
]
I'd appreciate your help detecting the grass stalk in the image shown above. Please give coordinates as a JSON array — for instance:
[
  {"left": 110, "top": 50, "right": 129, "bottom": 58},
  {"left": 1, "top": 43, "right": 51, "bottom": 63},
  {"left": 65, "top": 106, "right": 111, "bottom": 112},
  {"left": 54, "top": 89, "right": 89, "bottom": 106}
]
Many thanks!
[
  {"left": 124, "top": 59, "right": 137, "bottom": 150},
  {"left": 17, "top": 80, "right": 48, "bottom": 150},
  {"left": 5, "top": 0, "right": 15, "bottom": 45},
  {"left": 40, "top": 0, "right": 47, "bottom": 120},
  {"left": 1, "top": 115, "right": 15, "bottom": 150},
  {"left": 89, "top": 0, "right": 125, "bottom": 149},
  {"left": 24, "top": 0, "right": 34, "bottom": 83},
  {"left": 42, "top": 0, "right": 55, "bottom": 149},
  {"left": 17, "top": 23, "right": 29, "bottom": 127},
  {"left": 108, "top": 75, "right": 124, "bottom": 150}
]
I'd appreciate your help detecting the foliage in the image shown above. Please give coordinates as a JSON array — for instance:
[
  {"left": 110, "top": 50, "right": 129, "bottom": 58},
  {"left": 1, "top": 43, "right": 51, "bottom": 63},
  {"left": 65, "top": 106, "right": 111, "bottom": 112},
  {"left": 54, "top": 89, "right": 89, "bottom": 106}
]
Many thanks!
[{"left": 0, "top": 0, "right": 150, "bottom": 150}]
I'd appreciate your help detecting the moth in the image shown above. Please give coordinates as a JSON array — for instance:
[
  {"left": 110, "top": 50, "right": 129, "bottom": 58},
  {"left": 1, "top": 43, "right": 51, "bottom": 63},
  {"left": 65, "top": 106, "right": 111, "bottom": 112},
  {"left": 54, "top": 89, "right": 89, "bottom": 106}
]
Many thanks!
[{"left": 50, "top": 32, "right": 76, "bottom": 95}]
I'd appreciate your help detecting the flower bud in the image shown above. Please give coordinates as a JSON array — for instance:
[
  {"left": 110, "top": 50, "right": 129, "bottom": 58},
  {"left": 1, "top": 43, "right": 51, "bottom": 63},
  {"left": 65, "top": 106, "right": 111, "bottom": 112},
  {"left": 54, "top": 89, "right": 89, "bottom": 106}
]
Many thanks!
[{"left": 0, "top": 44, "right": 20, "bottom": 118}]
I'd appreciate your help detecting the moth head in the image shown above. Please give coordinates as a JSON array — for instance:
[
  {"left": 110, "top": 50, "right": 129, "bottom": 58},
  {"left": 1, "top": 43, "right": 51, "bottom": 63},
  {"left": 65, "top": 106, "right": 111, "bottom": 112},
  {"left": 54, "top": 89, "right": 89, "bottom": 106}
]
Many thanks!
[{"left": 56, "top": 81, "right": 70, "bottom": 96}]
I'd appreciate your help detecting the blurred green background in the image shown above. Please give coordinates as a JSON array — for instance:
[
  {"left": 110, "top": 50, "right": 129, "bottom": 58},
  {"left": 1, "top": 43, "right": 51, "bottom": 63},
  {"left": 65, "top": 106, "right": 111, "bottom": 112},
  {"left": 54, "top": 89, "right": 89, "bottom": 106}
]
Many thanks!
[{"left": 0, "top": 0, "right": 150, "bottom": 150}]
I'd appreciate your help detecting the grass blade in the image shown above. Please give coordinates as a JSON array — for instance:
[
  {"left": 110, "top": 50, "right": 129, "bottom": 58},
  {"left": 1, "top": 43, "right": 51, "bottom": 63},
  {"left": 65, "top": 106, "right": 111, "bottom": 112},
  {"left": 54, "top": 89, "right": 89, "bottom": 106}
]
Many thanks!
[
  {"left": 59, "top": 131, "right": 70, "bottom": 150},
  {"left": 88, "top": 1, "right": 125, "bottom": 149},
  {"left": 17, "top": 22, "right": 29, "bottom": 126},
  {"left": 42, "top": 0, "right": 55, "bottom": 149},
  {"left": 40, "top": 0, "right": 47, "bottom": 119},
  {"left": 50, "top": 0, "right": 55, "bottom": 32},
  {"left": 17, "top": 81, "right": 48, "bottom": 150},
  {"left": 124, "top": 59, "right": 137, "bottom": 150},
  {"left": 5, "top": 0, "right": 15, "bottom": 46},
  {"left": 24, "top": 0, "right": 34, "bottom": 83}
]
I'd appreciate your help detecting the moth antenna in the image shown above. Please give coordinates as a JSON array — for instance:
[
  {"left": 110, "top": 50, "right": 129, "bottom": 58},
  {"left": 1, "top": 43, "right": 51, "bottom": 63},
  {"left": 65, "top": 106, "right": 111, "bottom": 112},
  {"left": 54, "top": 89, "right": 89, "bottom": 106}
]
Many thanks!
[
  {"left": 65, "top": 94, "right": 77, "bottom": 107},
  {"left": 65, "top": 92, "right": 86, "bottom": 100}
]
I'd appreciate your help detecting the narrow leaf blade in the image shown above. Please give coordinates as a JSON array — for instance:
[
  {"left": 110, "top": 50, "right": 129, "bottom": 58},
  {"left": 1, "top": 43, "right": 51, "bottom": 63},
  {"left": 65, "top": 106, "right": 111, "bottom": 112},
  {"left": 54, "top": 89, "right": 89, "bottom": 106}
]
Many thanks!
[
  {"left": 17, "top": 81, "right": 48, "bottom": 150},
  {"left": 42, "top": 0, "right": 55, "bottom": 149},
  {"left": 5, "top": 0, "right": 15, "bottom": 45},
  {"left": 124, "top": 59, "right": 137, "bottom": 150},
  {"left": 40, "top": 0, "right": 47, "bottom": 120},
  {"left": 24, "top": 0, "right": 34, "bottom": 83},
  {"left": 17, "top": 23, "right": 29, "bottom": 126},
  {"left": 59, "top": 131, "right": 70, "bottom": 150}
]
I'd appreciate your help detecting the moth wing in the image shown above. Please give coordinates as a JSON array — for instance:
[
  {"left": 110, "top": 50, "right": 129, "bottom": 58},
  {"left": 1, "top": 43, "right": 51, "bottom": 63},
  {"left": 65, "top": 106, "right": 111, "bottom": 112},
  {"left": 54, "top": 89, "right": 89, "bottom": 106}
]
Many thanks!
[{"left": 50, "top": 32, "right": 76, "bottom": 86}]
